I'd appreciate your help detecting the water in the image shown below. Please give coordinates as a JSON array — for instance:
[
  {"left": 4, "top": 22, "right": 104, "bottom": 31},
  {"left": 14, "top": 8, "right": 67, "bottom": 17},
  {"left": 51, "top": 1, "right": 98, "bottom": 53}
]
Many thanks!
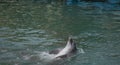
[{"left": 0, "top": 1, "right": 120, "bottom": 65}]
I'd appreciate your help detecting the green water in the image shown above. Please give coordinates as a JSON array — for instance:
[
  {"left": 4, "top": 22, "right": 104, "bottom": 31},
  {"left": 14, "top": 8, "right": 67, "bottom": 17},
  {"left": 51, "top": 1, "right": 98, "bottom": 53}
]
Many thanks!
[{"left": 0, "top": 2, "right": 120, "bottom": 65}]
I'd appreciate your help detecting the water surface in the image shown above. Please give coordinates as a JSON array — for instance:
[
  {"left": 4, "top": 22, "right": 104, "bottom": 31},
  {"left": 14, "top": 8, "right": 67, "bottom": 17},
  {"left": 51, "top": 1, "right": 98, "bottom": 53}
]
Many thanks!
[{"left": 0, "top": 2, "right": 120, "bottom": 65}]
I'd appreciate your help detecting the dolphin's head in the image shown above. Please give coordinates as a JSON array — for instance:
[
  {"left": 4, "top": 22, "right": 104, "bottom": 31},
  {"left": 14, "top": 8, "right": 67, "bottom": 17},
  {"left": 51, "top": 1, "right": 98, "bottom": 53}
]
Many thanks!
[
  {"left": 54, "top": 37, "right": 77, "bottom": 58},
  {"left": 67, "top": 37, "right": 77, "bottom": 52}
]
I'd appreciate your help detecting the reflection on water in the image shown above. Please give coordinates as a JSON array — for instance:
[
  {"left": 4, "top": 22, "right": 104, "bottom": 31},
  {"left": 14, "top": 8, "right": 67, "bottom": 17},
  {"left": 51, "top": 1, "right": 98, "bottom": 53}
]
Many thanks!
[{"left": 0, "top": 1, "right": 120, "bottom": 65}]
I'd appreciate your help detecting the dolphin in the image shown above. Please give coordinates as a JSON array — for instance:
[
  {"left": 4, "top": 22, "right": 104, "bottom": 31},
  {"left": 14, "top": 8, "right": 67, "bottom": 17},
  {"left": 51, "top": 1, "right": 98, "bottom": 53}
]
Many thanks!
[{"left": 49, "top": 37, "right": 77, "bottom": 58}]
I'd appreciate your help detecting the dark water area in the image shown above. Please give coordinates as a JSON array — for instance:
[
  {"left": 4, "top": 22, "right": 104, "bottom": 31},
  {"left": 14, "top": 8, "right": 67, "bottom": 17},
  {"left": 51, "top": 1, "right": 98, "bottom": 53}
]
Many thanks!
[{"left": 0, "top": 1, "right": 120, "bottom": 65}]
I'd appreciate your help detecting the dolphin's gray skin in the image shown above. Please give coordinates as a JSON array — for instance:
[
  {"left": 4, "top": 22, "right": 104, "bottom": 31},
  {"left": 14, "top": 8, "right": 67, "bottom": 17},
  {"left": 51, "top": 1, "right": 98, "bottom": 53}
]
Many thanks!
[{"left": 49, "top": 37, "right": 77, "bottom": 58}]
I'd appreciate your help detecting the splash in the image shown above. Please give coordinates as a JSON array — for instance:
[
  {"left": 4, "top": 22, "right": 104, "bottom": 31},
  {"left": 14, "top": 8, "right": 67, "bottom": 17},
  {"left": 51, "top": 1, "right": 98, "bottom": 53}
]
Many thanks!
[
  {"left": 35, "top": 51, "right": 58, "bottom": 62},
  {"left": 34, "top": 48, "right": 85, "bottom": 62},
  {"left": 79, "top": 48, "right": 85, "bottom": 54}
]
